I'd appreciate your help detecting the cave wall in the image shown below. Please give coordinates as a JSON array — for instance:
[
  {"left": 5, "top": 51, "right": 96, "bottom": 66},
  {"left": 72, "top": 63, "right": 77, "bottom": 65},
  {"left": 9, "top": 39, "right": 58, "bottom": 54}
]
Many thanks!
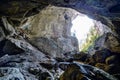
[
  {"left": 0, "top": 0, "right": 119, "bottom": 37},
  {"left": 26, "top": 6, "right": 75, "bottom": 38},
  {"left": 0, "top": 0, "right": 120, "bottom": 80},
  {"left": 20, "top": 6, "right": 79, "bottom": 57}
]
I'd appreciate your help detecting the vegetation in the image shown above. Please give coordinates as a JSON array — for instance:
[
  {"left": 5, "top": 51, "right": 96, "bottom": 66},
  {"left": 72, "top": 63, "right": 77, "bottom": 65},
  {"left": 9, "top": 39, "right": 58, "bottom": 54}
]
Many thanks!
[{"left": 80, "top": 26, "right": 100, "bottom": 52}]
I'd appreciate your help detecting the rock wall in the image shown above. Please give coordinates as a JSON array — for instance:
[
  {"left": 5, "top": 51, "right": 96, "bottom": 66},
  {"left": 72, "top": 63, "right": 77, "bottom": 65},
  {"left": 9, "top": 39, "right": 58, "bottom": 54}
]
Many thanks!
[
  {"left": 21, "top": 6, "right": 79, "bottom": 57},
  {"left": 0, "top": 0, "right": 120, "bottom": 80}
]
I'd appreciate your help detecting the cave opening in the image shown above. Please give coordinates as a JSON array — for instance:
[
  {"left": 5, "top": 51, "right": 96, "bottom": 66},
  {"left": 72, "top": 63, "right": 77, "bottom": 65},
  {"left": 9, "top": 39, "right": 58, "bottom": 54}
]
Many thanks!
[
  {"left": 0, "top": 1, "right": 120, "bottom": 79},
  {"left": 0, "top": 1, "right": 120, "bottom": 80},
  {"left": 71, "top": 14, "right": 100, "bottom": 52}
]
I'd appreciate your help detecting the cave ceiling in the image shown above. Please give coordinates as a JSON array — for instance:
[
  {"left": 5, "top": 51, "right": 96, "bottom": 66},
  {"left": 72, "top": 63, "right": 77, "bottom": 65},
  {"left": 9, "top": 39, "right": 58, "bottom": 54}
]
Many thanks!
[
  {"left": 0, "top": 0, "right": 119, "bottom": 18},
  {"left": 0, "top": 0, "right": 120, "bottom": 35}
]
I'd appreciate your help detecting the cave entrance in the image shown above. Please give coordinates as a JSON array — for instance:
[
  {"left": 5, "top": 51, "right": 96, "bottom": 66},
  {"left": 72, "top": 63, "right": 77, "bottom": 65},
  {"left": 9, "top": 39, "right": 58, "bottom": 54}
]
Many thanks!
[{"left": 71, "top": 15, "right": 100, "bottom": 52}]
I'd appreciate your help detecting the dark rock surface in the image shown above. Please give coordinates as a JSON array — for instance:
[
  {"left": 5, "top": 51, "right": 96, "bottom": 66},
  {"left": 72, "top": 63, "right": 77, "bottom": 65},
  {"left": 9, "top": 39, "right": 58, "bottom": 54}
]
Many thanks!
[
  {"left": 0, "top": 0, "right": 120, "bottom": 80},
  {"left": 3, "top": 40, "right": 24, "bottom": 55},
  {"left": 92, "top": 49, "right": 111, "bottom": 63},
  {"left": 0, "top": 67, "right": 25, "bottom": 80},
  {"left": 0, "top": 0, "right": 120, "bottom": 35},
  {"left": 59, "top": 62, "right": 118, "bottom": 80},
  {"left": 29, "top": 37, "right": 64, "bottom": 58}
]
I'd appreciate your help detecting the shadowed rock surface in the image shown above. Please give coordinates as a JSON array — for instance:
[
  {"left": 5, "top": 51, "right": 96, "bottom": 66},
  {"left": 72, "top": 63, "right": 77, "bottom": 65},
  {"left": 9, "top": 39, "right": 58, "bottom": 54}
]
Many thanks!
[{"left": 0, "top": 0, "right": 120, "bottom": 80}]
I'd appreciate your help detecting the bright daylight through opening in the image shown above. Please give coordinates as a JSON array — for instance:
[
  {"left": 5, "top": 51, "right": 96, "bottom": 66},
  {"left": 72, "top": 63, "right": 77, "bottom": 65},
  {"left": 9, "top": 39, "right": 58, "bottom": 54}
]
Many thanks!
[{"left": 71, "top": 15, "right": 96, "bottom": 51}]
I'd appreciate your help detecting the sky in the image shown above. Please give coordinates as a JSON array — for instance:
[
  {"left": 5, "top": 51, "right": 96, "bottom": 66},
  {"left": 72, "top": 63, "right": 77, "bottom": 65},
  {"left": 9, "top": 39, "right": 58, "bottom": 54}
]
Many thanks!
[{"left": 71, "top": 15, "right": 94, "bottom": 44}]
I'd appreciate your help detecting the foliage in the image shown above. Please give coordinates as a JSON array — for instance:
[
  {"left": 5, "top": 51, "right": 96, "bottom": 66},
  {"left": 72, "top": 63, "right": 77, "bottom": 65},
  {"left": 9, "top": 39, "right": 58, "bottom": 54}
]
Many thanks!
[{"left": 80, "top": 26, "right": 100, "bottom": 52}]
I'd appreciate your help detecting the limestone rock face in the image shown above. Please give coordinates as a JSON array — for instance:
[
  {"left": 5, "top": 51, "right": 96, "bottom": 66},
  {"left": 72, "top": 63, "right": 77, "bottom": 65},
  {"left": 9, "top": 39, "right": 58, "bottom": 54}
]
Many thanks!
[
  {"left": 26, "top": 6, "right": 76, "bottom": 38},
  {"left": 0, "top": 67, "right": 25, "bottom": 80},
  {"left": 2, "top": 40, "right": 24, "bottom": 56},
  {"left": 94, "top": 33, "right": 120, "bottom": 53},
  {"left": 29, "top": 37, "right": 64, "bottom": 57},
  {"left": 22, "top": 6, "right": 79, "bottom": 57}
]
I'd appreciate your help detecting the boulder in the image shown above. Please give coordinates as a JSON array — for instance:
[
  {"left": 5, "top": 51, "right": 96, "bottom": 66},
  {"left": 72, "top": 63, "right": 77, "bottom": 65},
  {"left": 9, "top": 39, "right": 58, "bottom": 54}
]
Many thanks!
[
  {"left": 0, "top": 39, "right": 24, "bottom": 57},
  {"left": 105, "top": 55, "right": 119, "bottom": 65},
  {"left": 59, "top": 62, "right": 118, "bottom": 80},
  {"left": 29, "top": 37, "right": 64, "bottom": 58},
  {"left": 92, "top": 49, "right": 111, "bottom": 63},
  {"left": 0, "top": 67, "right": 25, "bottom": 80},
  {"left": 95, "top": 63, "right": 111, "bottom": 72},
  {"left": 28, "top": 67, "right": 54, "bottom": 80},
  {"left": 59, "top": 63, "right": 89, "bottom": 80},
  {"left": 108, "top": 64, "right": 120, "bottom": 75},
  {"left": 73, "top": 52, "right": 90, "bottom": 62},
  {"left": 3, "top": 40, "right": 24, "bottom": 55},
  {"left": 21, "top": 6, "right": 79, "bottom": 58}
]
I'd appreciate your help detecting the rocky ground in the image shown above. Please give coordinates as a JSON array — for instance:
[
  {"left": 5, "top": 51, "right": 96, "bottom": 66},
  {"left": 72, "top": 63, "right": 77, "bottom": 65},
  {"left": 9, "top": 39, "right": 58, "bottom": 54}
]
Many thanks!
[
  {"left": 0, "top": 17, "right": 120, "bottom": 80},
  {"left": 0, "top": 35, "right": 120, "bottom": 80}
]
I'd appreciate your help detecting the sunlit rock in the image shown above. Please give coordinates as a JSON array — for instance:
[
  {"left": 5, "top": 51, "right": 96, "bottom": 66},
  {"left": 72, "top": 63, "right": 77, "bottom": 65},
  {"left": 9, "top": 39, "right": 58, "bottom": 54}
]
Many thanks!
[
  {"left": 21, "top": 6, "right": 79, "bottom": 57},
  {"left": 0, "top": 0, "right": 120, "bottom": 80}
]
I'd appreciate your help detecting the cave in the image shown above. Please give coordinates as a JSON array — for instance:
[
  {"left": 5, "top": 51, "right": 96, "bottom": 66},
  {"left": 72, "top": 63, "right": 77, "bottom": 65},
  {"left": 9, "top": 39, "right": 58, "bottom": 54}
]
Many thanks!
[{"left": 0, "top": 0, "right": 120, "bottom": 80}]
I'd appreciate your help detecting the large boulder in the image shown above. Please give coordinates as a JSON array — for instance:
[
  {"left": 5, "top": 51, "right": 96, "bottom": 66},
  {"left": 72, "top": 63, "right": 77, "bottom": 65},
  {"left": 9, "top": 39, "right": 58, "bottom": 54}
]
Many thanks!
[
  {"left": 3, "top": 40, "right": 24, "bottom": 55},
  {"left": 20, "top": 6, "right": 79, "bottom": 58},
  {"left": 0, "top": 39, "right": 24, "bottom": 57},
  {"left": 59, "top": 62, "right": 118, "bottom": 80},
  {"left": 29, "top": 37, "right": 64, "bottom": 58},
  {"left": 92, "top": 49, "right": 112, "bottom": 63}
]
